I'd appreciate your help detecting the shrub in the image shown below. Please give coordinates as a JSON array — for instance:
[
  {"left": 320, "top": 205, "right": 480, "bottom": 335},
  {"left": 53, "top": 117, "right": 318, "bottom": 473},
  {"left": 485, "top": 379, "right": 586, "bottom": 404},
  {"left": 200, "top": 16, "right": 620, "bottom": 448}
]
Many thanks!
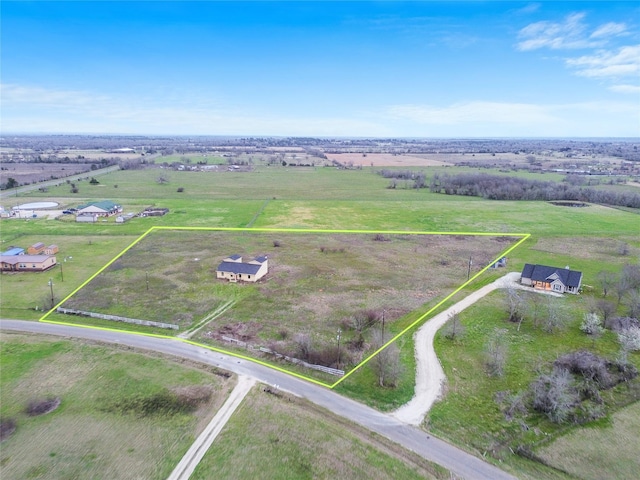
[{"left": 580, "top": 312, "right": 604, "bottom": 336}]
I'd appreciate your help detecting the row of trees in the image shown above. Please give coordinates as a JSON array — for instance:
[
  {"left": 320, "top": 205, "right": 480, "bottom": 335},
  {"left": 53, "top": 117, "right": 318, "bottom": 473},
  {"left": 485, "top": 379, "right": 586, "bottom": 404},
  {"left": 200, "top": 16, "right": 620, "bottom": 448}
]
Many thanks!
[{"left": 429, "top": 173, "right": 640, "bottom": 208}]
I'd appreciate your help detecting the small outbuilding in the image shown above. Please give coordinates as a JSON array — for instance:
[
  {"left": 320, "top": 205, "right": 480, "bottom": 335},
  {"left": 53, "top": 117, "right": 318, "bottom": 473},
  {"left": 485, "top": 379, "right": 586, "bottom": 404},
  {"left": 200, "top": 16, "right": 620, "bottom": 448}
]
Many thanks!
[
  {"left": 520, "top": 263, "right": 583, "bottom": 294},
  {"left": 27, "top": 242, "right": 46, "bottom": 255},
  {"left": 216, "top": 255, "right": 268, "bottom": 283},
  {"left": 44, "top": 245, "right": 59, "bottom": 255}
]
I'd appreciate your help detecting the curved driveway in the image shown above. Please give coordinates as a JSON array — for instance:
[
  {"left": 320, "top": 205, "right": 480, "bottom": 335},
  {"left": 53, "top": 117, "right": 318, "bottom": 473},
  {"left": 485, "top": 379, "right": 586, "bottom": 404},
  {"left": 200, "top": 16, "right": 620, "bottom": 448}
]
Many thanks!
[{"left": 0, "top": 319, "right": 516, "bottom": 480}]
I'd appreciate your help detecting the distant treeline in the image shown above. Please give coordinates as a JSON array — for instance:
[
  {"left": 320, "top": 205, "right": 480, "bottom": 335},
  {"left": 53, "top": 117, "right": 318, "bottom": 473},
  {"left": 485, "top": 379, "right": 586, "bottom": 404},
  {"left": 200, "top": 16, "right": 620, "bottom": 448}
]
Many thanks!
[
  {"left": 377, "top": 169, "right": 427, "bottom": 189},
  {"left": 429, "top": 172, "right": 640, "bottom": 208}
]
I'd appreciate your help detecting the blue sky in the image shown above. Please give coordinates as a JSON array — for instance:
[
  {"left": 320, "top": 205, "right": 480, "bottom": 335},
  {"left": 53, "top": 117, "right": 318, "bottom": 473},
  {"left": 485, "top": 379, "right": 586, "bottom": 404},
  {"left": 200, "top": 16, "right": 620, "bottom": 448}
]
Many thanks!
[{"left": 1, "top": 1, "right": 639, "bottom": 137}]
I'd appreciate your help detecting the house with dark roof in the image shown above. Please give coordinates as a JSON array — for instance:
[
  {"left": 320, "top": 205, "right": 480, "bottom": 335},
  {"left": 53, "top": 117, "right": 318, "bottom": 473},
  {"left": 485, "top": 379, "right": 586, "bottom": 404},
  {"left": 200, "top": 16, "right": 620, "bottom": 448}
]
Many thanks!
[
  {"left": 216, "top": 255, "right": 268, "bottom": 282},
  {"left": 520, "top": 264, "right": 583, "bottom": 294}
]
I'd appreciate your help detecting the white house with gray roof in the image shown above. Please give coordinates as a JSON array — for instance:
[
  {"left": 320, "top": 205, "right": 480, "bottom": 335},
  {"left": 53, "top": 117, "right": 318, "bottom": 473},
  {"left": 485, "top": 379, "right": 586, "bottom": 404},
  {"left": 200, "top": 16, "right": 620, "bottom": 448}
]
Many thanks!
[{"left": 216, "top": 255, "right": 268, "bottom": 282}]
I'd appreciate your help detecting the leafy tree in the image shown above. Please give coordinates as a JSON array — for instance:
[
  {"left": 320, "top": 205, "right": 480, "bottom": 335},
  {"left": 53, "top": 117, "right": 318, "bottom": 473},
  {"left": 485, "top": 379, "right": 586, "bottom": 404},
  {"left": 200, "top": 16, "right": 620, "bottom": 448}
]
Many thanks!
[{"left": 5, "top": 177, "right": 18, "bottom": 189}]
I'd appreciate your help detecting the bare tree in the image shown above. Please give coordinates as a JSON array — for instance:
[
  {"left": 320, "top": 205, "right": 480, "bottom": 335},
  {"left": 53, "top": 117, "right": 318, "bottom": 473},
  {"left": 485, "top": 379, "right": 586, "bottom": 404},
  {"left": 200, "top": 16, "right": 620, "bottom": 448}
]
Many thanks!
[
  {"left": 442, "top": 311, "right": 465, "bottom": 341},
  {"left": 484, "top": 328, "right": 508, "bottom": 377},
  {"left": 156, "top": 173, "right": 170, "bottom": 184},
  {"left": 593, "top": 299, "right": 616, "bottom": 329},
  {"left": 625, "top": 289, "right": 640, "bottom": 319},
  {"left": 531, "top": 367, "right": 579, "bottom": 423},
  {"left": 371, "top": 331, "right": 403, "bottom": 388},
  {"left": 543, "top": 297, "right": 565, "bottom": 333},
  {"left": 596, "top": 270, "right": 616, "bottom": 298},
  {"left": 504, "top": 286, "right": 523, "bottom": 328},
  {"left": 293, "top": 333, "right": 312, "bottom": 360},
  {"left": 526, "top": 291, "right": 545, "bottom": 328}
]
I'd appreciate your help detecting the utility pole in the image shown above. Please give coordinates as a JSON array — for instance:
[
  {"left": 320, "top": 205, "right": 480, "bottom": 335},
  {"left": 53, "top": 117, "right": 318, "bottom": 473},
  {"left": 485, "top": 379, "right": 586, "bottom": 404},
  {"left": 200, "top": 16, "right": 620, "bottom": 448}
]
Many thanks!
[
  {"left": 146, "top": 271, "right": 149, "bottom": 291},
  {"left": 48, "top": 279, "right": 55, "bottom": 309},
  {"left": 336, "top": 329, "right": 341, "bottom": 368},
  {"left": 467, "top": 256, "right": 473, "bottom": 281},
  {"left": 381, "top": 309, "right": 385, "bottom": 343},
  {"left": 59, "top": 262, "right": 63, "bottom": 282}
]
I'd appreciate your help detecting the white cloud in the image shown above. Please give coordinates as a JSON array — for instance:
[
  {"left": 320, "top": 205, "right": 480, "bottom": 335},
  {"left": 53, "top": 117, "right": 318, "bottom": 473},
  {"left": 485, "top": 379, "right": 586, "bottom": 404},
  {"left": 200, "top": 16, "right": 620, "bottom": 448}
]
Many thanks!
[
  {"left": 516, "top": 12, "right": 596, "bottom": 51},
  {"left": 0, "top": 83, "right": 388, "bottom": 136},
  {"left": 590, "top": 22, "right": 627, "bottom": 39},
  {"left": 566, "top": 45, "right": 640, "bottom": 78},
  {"left": 609, "top": 84, "right": 640, "bottom": 94},
  {"left": 383, "top": 100, "right": 639, "bottom": 136},
  {"left": 514, "top": 3, "right": 541, "bottom": 15}
]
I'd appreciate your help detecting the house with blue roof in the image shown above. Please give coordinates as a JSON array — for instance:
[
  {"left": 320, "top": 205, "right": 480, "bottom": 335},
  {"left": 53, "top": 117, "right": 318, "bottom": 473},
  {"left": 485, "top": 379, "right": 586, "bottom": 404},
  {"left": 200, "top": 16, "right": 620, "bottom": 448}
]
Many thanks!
[
  {"left": 1, "top": 247, "right": 25, "bottom": 256},
  {"left": 216, "top": 255, "right": 268, "bottom": 283},
  {"left": 520, "top": 264, "right": 583, "bottom": 294}
]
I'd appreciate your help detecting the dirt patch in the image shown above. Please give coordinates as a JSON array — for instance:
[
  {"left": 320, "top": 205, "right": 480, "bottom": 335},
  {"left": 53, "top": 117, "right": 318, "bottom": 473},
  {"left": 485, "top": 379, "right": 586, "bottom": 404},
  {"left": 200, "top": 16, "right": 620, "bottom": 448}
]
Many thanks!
[
  {"left": 0, "top": 418, "right": 17, "bottom": 442},
  {"left": 549, "top": 201, "right": 589, "bottom": 207},
  {"left": 215, "top": 322, "right": 262, "bottom": 342},
  {"left": 26, "top": 397, "right": 61, "bottom": 416}
]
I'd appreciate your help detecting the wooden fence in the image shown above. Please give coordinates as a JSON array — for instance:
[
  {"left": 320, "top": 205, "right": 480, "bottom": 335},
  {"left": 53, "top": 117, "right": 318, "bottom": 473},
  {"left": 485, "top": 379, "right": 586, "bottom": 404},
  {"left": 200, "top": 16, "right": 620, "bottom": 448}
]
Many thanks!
[
  {"left": 218, "top": 335, "right": 343, "bottom": 376},
  {"left": 56, "top": 307, "right": 179, "bottom": 330}
]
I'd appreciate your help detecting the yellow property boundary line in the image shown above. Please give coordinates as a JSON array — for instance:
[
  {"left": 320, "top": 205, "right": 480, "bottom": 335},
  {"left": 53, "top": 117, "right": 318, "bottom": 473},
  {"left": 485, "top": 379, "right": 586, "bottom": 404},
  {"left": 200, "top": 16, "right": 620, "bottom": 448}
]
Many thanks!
[{"left": 39, "top": 227, "right": 530, "bottom": 388}]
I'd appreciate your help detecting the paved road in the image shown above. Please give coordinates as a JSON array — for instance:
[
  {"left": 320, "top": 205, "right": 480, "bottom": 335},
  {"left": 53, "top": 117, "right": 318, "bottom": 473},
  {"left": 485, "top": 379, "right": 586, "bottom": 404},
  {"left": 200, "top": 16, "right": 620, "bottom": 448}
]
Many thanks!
[{"left": 0, "top": 319, "right": 516, "bottom": 480}]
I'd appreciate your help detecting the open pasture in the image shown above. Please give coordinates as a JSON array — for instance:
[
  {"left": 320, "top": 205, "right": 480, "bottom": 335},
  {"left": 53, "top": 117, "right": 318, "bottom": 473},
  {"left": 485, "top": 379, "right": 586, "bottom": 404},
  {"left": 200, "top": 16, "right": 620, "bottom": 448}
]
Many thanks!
[
  {"left": 54, "top": 229, "right": 519, "bottom": 377},
  {"left": 536, "top": 401, "right": 640, "bottom": 480},
  {"left": 0, "top": 163, "right": 95, "bottom": 187},
  {"left": 0, "top": 333, "right": 234, "bottom": 480},
  {"left": 191, "top": 386, "right": 446, "bottom": 480}
]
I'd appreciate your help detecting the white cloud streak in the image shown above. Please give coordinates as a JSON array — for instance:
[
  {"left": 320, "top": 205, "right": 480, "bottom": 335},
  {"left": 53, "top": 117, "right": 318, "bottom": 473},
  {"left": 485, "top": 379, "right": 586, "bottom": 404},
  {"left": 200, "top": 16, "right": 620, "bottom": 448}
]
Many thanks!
[{"left": 566, "top": 45, "right": 640, "bottom": 78}]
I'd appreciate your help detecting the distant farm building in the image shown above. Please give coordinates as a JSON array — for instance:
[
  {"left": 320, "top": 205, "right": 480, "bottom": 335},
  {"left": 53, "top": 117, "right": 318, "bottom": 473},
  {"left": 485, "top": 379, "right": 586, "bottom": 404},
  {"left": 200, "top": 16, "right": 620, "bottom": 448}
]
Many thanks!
[
  {"left": 520, "top": 264, "right": 583, "bottom": 294},
  {"left": 77, "top": 200, "right": 122, "bottom": 217},
  {"left": 216, "top": 255, "right": 268, "bottom": 283},
  {"left": 140, "top": 207, "right": 169, "bottom": 217},
  {"left": 490, "top": 256, "right": 507, "bottom": 269},
  {"left": 0, "top": 255, "right": 57, "bottom": 272},
  {"left": 44, "top": 245, "right": 59, "bottom": 255},
  {"left": 27, "top": 242, "right": 46, "bottom": 255}
]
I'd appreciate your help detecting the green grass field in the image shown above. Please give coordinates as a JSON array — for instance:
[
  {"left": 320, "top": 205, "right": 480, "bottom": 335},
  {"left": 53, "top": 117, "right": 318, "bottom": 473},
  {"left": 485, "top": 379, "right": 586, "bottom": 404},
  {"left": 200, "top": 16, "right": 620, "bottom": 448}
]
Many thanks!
[
  {"left": 2, "top": 164, "right": 639, "bottom": 479},
  {"left": 0, "top": 333, "right": 235, "bottom": 480},
  {"left": 536, "top": 401, "right": 640, "bottom": 480},
  {"left": 190, "top": 386, "right": 448, "bottom": 480}
]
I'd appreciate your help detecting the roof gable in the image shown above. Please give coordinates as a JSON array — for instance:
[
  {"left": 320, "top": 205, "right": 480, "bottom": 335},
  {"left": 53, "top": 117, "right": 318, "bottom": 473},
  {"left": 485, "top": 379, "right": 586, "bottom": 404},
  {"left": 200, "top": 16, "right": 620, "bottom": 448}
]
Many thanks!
[
  {"left": 521, "top": 263, "right": 582, "bottom": 288},
  {"left": 217, "top": 261, "right": 262, "bottom": 275}
]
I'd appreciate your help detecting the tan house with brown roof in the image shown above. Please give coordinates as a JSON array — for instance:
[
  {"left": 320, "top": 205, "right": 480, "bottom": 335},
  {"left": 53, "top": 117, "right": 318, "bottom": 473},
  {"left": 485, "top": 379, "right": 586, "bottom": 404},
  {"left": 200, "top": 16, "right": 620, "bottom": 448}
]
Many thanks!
[{"left": 0, "top": 255, "right": 57, "bottom": 272}]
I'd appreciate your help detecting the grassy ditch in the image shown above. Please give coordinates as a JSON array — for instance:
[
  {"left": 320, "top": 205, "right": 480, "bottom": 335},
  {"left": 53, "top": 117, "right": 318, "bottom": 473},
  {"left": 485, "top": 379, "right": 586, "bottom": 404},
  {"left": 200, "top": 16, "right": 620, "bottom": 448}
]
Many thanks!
[{"left": 0, "top": 333, "right": 235, "bottom": 480}]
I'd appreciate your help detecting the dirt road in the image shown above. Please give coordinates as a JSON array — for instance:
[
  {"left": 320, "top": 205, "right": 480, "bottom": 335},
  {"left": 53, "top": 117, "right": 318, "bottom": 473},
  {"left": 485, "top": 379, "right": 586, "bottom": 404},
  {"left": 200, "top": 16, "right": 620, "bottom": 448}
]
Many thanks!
[
  {"left": 393, "top": 272, "right": 561, "bottom": 425},
  {"left": 167, "top": 375, "right": 255, "bottom": 480}
]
